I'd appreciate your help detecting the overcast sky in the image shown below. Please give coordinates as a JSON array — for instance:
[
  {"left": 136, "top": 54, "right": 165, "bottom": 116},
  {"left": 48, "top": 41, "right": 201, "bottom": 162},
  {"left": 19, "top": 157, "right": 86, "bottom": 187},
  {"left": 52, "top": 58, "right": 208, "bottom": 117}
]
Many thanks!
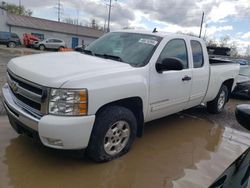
[{"left": 4, "top": 0, "right": 250, "bottom": 54}]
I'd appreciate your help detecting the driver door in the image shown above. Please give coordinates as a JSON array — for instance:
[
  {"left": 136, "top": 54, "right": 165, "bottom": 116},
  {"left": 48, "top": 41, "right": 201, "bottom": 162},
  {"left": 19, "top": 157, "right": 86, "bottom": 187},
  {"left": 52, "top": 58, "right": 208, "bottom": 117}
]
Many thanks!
[{"left": 148, "top": 37, "right": 193, "bottom": 121}]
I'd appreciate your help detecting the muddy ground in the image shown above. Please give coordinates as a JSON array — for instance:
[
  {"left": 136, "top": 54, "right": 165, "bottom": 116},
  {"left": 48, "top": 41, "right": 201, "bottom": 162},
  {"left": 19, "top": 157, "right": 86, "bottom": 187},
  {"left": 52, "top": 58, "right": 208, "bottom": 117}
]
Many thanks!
[{"left": 0, "top": 47, "right": 249, "bottom": 188}]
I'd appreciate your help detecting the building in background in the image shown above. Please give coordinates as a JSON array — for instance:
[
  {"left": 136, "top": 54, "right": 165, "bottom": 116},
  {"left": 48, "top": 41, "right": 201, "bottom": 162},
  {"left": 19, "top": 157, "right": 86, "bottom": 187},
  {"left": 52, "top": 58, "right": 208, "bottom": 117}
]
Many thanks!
[{"left": 0, "top": 8, "right": 104, "bottom": 48}]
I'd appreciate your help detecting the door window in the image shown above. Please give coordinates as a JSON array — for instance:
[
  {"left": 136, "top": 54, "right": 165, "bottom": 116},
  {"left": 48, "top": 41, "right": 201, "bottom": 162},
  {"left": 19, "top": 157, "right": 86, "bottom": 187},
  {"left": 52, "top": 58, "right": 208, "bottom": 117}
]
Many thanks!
[
  {"left": 191, "top": 40, "right": 204, "bottom": 68},
  {"left": 158, "top": 39, "right": 188, "bottom": 69}
]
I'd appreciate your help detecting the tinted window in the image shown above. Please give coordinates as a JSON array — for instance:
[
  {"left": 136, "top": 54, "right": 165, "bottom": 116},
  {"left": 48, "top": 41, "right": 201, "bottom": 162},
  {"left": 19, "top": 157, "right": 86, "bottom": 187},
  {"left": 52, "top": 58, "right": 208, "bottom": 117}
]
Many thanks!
[
  {"left": 0, "top": 32, "right": 10, "bottom": 39},
  {"left": 158, "top": 39, "right": 188, "bottom": 69},
  {"left": 11, "top": 33, "right": 19, "bottom": 38},
  {"left": 54, "top": 39, "right": 62, "bottom": 43},
  {"left": 191, "top": 40, "right": 204, "bottom": 68},
  {"left": 31, "top": 33, "right": 44, "bottom": 40}
]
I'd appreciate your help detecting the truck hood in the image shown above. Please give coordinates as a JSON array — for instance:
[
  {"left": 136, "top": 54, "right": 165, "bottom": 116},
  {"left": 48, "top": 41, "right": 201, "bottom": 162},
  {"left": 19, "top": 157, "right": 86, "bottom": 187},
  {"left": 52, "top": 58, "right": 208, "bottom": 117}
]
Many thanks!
[{"left": 7, "top": 52, "right": 132, "bottom": 87}]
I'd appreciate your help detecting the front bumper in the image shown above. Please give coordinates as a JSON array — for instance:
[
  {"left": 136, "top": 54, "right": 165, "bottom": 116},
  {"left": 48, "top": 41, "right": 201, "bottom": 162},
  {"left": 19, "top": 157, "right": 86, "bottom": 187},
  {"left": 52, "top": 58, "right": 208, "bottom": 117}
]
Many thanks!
[
  {"left": 232, "top": 81, "right": 250, "bottom": 99},
  {"left": 2, "top": 83, "right": 95, "bottom": 150}
]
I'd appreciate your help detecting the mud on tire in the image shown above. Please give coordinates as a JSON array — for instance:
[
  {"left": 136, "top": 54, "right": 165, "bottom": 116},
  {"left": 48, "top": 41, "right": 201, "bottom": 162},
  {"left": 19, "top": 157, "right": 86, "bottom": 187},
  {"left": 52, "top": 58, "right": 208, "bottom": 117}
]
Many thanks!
[
  {"left": 207, "top": 85, "right": 229, "bottom": 114},
  {"left": 86, "top": 106, "right": 137, "bottom": 162}
]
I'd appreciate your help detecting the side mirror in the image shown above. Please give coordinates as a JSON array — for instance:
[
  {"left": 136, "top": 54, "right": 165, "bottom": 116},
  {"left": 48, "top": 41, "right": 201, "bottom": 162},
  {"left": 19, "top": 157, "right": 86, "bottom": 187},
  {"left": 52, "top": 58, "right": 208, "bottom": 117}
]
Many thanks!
[
  {"left": 235, "top": 104, "right": 250, "bottom": 131},
  {"left": 156, "top": 57, "right": 184, "bottom": 73}
]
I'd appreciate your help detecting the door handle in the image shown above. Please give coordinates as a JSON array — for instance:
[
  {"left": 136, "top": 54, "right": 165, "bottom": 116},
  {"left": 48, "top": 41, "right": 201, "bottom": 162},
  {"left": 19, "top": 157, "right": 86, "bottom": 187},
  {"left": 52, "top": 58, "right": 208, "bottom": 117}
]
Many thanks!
[{"left": 182, "top": 76, "right": 192, "bottom": 81}]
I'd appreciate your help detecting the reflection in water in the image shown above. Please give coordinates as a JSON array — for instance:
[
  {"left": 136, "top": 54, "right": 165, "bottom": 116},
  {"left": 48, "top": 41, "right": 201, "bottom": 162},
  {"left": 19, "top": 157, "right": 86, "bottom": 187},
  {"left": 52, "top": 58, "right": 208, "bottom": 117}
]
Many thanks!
[{"left": 0, "top": 114, "right": 226, "bottom": 188}]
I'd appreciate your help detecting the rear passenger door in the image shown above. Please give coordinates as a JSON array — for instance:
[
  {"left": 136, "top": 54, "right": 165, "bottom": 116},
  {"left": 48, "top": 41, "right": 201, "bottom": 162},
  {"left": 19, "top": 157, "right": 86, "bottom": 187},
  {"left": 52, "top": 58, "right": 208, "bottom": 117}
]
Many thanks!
[
  {"left": 53, "top": 39, "right": 63, "bottom": 49},
  {"left": 0, "top": 32, "right": 10, "bottom": 44},
  {"left": 186, "top": 40, "right": 209, "bottom": 108}
]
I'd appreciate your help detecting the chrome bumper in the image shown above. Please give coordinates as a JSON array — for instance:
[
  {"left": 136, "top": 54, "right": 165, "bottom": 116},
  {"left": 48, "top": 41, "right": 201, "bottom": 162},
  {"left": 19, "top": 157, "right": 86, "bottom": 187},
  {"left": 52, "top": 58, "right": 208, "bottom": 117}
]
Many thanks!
[{"left": 2, "top": 83, "right": 39, "bottom": 131}]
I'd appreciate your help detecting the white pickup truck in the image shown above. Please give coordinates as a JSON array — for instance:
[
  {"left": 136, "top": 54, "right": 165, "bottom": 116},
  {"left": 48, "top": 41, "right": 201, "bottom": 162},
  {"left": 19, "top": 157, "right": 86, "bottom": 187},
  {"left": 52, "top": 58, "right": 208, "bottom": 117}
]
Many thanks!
[{"left": 2, "top": 30, "right": 239, "bottom": 162}]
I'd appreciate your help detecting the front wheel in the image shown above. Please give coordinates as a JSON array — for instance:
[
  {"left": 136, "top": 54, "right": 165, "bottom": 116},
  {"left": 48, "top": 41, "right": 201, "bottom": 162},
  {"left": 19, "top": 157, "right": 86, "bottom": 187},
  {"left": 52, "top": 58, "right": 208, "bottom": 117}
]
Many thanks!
[
  {"left": 207, "top": 85, "right": 228, "bottom": 114},
  {"left": 58, "top": 46, "right": 64, "bottom": 51},
  {"left": 86, "top": 106, "right": 137, "bottom": 162},
  {"left": 39, "top": 45, "right": 45, "bottom": 51}
]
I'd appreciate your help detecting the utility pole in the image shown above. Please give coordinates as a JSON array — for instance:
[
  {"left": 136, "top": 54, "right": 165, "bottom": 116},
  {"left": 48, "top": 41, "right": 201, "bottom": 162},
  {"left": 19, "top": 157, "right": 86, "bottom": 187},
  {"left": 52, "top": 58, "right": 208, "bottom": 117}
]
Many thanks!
[
  {"left": 107, "top": 0, "right": 112, "bottom": 32},
  {"left": 199, "top": 12, "right": 204, "bottom": 38},
  {"left": 57, "top": 0, "right": 61, "bottom": 22},
  {"left": 107, "top": 0, "right": 117, "bottom": 32},
  {"left": 19, "top": 0, "right": 21, "bottom": 15}
]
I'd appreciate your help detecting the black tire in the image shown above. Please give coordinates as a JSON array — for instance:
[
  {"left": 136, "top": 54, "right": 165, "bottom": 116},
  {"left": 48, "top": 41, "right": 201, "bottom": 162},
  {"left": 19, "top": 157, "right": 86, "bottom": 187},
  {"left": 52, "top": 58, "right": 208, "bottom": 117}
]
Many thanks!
[
  {"left": 7, "top": 41, "right": 16, "bottom": 48},
  {"left": 86, "top": 106, "right": 137, "bottom": 162},
  {"left": 39, "top": 44, "right": 45, "bottom": 51},
  {"left": 207, "top": 85, "right": 228, "bottom": 114}
]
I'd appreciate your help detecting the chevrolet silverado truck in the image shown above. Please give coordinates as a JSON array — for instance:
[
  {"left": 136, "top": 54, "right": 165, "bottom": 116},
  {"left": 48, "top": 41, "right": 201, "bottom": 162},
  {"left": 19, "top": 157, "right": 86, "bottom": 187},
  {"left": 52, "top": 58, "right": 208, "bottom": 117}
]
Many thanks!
[{"left": 2, "top": 30, "right": 239, "bottom": 162}]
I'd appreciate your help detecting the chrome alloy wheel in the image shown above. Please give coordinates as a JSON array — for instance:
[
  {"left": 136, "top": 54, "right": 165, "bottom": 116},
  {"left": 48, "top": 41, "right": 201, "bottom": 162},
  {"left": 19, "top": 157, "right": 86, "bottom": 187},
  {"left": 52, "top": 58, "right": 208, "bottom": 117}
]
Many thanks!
[
  {"left": 103, "top": 120, "right": 131, "bottom": 156},
  {"left": 218, "top": 90, "right": 226, "bottom": 110}
]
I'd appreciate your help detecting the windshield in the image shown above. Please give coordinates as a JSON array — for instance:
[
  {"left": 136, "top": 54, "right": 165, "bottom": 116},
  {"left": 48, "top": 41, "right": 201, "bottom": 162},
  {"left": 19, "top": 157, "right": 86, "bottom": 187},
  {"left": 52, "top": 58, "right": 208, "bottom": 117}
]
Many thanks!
[
  {"left": 239, "top": 66, "right": 250, "bottom": 76},
  {"left": 85, "top": 32, "right": 162, "bottom": 67}
]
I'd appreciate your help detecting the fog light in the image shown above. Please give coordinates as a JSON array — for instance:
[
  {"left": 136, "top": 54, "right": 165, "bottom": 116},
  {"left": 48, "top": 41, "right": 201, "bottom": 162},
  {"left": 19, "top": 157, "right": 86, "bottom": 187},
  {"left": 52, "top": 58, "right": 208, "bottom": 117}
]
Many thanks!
[{"left": 45, "top": 137, "right": 63, "bottom": 146}]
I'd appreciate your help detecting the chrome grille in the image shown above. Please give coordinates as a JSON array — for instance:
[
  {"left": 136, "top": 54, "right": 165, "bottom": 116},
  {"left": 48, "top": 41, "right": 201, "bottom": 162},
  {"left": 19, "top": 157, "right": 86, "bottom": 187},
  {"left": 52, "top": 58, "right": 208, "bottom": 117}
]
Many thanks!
[{"left": 7, "top": 70, "right": 48, "bottom": 118}]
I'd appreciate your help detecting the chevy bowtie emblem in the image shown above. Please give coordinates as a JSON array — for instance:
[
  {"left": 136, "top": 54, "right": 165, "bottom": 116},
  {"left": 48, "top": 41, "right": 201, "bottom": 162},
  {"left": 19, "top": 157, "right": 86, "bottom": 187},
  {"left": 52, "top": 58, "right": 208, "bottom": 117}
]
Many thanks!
[{"left": 10, "top": 81, "right": 19, "bottom": 94}]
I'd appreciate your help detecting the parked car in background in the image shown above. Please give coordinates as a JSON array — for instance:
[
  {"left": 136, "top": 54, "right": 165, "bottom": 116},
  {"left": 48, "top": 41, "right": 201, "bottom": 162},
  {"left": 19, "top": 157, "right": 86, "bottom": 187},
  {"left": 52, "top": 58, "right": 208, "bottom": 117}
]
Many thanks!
[
  {"left": 74, "top": 44, "right": 86, "bottom": 52},
  {"left": 0, "top": 31, "right": 21, "bottom": 48},
  {"left": 235, "top": 59, "right": 249, "bottom": 66},
  {"left": 232, "top": 66, "right": 250, "bottom": 99},
  {"left": 34, "top": 38, "right": 66, "bottom": 51},
  {"left": 23, "top": 33, "right": 40, "bottom": 48}
]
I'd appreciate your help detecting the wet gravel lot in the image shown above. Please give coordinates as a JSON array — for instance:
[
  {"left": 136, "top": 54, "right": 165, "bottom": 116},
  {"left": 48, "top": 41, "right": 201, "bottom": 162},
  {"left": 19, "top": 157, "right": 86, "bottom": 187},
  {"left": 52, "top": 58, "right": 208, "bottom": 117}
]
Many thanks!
[{"left": 0, "top": 47, "right": 249, "bottom": 188}]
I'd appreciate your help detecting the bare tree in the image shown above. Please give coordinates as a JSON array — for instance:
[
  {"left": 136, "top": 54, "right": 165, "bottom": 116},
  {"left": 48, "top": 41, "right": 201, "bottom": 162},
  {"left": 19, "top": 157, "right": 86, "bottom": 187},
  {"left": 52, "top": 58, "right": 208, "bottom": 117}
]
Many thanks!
[
  {"left": 245, "top": 45, "right": 250, "bottom": 57},
  {"left": 219, "top": 36, "right": 230, "bottom": 47},
  {"left": 1, "top": 1, "right": 32, "bottom": 16}
]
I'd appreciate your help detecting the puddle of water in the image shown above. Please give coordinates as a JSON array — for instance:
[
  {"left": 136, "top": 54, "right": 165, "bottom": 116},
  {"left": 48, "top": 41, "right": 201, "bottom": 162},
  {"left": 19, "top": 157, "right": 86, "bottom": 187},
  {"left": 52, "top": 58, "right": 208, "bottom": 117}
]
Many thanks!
[{"left": 0, "top": 114, "right": 248, "bottom": 188}]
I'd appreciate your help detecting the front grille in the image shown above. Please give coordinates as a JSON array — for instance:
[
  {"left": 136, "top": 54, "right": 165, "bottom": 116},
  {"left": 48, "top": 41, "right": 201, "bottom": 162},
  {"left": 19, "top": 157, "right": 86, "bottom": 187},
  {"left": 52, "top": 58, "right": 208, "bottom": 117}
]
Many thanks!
[
  {"left": 11, "top": 92, "right": 41, "bottom": 110},
  {"left": 7, "top": 70, "right": 48, "bottom": 117},
  {"left": 8, "top": 73, "right": 42, "bottom": 95}
]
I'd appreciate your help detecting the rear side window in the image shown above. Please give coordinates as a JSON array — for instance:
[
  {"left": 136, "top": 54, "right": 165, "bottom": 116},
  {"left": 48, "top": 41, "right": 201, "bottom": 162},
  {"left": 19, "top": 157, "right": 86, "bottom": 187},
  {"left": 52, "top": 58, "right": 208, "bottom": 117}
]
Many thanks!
[
  {"left": 158, "top": 39, "right": 188, "bottom": 69},
  {"left": 0, "top": 32, "right": 10, "bottom": 39},
  {"left": 191, "top": 40, "right": 204, "bottom": 68},
  {"left": 54, "top": 39, "right": 62, "bottom": 43}
]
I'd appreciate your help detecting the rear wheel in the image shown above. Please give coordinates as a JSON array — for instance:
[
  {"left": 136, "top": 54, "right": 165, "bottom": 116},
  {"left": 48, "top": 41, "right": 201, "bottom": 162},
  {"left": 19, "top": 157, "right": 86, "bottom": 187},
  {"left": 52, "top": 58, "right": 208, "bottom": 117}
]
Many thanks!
[
  {"left": 7, "top": 41, "right": 16, "bottom": 48},
  {"left": 207, "top": 85, "right": 228, "bottom": 114},
  {"left": 86, "top": 106, "right": 137, "bottom": 162}
]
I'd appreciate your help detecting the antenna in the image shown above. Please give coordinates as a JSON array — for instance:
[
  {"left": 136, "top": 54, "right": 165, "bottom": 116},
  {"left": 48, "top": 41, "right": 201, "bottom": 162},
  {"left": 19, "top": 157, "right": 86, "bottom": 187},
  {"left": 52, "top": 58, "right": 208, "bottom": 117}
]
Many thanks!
[
  {"left": 152, "top": 28, "right": 158, "bottom": 33},
  {"left": 199, "top": 12, "right": 204, "bottom": 38}
]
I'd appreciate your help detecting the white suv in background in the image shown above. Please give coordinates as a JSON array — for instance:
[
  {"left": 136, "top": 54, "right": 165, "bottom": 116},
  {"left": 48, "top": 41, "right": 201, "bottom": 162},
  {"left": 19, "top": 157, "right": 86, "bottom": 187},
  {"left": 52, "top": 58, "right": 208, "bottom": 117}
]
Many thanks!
[{"left": 34, "top": 38, "right": 66, "bottom": 51}]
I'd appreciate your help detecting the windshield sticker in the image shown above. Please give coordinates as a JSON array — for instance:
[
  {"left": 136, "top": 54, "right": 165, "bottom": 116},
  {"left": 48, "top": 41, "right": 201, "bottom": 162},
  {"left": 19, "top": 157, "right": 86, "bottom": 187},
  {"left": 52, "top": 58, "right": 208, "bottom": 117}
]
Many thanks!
[{"left": 138, "top": 38, "right": 158, "bottom": 46}]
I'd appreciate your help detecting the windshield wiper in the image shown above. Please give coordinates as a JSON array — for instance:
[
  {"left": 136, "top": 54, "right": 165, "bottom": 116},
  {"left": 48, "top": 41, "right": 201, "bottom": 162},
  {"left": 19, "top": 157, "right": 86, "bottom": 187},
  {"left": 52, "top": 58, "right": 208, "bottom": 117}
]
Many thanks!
[
  {"left": 95, "top": 53, "right": 124, "bottom": 62},
  {"left": 83, "top": 49, "right": 95, "bottom": 56}
]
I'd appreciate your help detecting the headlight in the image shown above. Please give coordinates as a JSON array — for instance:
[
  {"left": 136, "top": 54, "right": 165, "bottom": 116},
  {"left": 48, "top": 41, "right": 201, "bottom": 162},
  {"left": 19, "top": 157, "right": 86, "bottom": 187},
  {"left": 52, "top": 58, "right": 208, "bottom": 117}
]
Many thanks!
[{"left": 49, "top": 89, "right": 88, "bottom": 116}]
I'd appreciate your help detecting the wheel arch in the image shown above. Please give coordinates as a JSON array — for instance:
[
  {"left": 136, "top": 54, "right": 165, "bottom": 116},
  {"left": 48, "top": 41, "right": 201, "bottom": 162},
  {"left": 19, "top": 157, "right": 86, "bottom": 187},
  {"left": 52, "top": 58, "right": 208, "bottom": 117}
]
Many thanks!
[
  {"left": 222, "top": 78, "right": 234, "bottom": 101},
  {"left": 95, "top": 97, "right": 144, "bottom": 137}
]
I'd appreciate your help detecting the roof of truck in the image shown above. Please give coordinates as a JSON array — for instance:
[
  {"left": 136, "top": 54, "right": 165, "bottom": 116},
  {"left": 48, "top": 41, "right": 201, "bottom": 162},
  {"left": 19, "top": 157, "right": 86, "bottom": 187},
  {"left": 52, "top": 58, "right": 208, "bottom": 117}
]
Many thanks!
[{"left": 114, "top": 29, "right": 203, "bottom": 40}]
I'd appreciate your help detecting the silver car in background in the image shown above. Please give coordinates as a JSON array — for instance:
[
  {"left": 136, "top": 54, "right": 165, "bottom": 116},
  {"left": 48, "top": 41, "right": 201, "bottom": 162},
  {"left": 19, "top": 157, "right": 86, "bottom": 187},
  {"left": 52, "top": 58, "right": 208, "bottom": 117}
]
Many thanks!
[{"left": 34, "top": 38, "right": 66, "bottom": 51}]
